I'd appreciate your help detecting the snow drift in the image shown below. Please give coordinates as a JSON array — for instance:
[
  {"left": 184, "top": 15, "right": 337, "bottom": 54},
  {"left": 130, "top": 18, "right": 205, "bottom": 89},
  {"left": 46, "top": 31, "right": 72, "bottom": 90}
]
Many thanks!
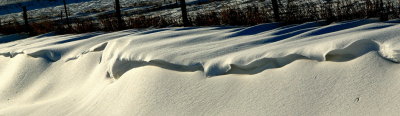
[{"left": 0, "top": 19, "right": 400, "bottom": 115}]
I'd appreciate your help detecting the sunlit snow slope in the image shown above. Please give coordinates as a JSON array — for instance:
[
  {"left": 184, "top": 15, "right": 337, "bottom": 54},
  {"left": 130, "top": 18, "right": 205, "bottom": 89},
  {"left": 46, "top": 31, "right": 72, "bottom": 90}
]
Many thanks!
[{"left": 0, "top": 19, "right": 400, "bottom": 115}]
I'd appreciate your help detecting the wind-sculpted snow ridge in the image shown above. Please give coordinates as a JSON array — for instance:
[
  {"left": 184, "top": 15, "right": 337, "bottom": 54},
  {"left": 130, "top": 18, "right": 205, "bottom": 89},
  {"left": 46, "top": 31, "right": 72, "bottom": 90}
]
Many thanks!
[
  {"left": 3, "top": 19, "right": 400, "bottom": 115},
  {"left": 1, "top": 19, "right": 400, "bottom": 78},
  {"left": 100, "top": 19, "right": 400, "bottom": 78}
]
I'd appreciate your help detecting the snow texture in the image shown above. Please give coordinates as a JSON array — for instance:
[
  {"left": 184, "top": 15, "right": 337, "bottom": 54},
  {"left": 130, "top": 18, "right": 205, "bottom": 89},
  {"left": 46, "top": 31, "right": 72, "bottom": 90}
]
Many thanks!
[{"left": 0, "top": 19, "right": 400, "bottom": 115}]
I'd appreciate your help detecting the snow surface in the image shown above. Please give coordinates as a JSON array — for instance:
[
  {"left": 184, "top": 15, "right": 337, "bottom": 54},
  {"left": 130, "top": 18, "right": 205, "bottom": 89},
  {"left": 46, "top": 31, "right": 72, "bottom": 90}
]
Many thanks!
[{"left": 1, "top": 19, "right": 400, "bottom": 115}]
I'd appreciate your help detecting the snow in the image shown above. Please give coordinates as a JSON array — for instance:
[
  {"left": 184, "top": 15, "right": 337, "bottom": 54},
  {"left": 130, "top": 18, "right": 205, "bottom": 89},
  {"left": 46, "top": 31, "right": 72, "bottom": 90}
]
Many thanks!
[
  {"left": 1, "top": 19, "right": 400, "bottom": 115},
  {"left": 0, "top": 33, "right": 29, "bottom": 44},
  {"left": 0, "top": 0, "right": 255, "bottom": 23}
]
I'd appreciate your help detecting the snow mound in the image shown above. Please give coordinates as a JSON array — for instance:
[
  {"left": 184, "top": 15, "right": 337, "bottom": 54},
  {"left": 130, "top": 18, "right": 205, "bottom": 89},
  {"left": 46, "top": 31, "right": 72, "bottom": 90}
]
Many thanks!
[
  {"left": 1, "top": 19, "right": 400, "bottom": 115},
  {"left": 1, "top": 19, "right": 400, "bottom": 78}
]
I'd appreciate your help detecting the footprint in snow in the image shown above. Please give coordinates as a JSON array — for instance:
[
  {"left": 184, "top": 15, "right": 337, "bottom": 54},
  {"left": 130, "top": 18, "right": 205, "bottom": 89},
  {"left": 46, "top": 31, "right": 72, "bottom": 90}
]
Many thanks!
[{"left": 354, "top": 97, "right": 360, "bottom": 103}]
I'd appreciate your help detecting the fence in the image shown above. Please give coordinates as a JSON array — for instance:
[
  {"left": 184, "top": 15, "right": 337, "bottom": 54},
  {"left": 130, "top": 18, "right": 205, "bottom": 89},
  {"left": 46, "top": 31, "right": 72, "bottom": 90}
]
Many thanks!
[{"left": 0, "top": 0, "right": 399, "bottom": 36}]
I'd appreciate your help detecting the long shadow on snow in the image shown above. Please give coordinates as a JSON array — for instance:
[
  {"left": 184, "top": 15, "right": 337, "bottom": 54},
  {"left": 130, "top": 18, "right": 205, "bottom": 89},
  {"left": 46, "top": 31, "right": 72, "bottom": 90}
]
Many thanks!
[
  {"left": 305, "top": 19, "right": 377, "bottom": 36},
  {"left": 360, "top": 24, "right": 396, "bottom": 31},
  {"left": 33, "top": 32, "right": 57, "bottom": 39},
  {"left": 146, "top": 27, "right": 315, "bottom": 61},
  {"left": 174, "top": 27, "right": 318, "bottom": 62},
  {"left": 260, "top": 28, "right": 316, "bottom": 44},
  {"left": 0, "top": 34, "right": 29, "bottom": 44},
  {"left": 227, "top": 23, "right": 280, "bottom": 37},
  {"left": 55, "top": 33, "right": 101, "bottom": 44},
  {"left": 173, "top": 26, "right": 239, "bottom": 31},
  {"left": 136, "top": 28, "right": 170, "bottom": 35},
  {"left": 133, "top": 28, "right": 231, "bottom": 45},
  {"left": 270, "top": 21, "right": 325, "bottom": 35}
]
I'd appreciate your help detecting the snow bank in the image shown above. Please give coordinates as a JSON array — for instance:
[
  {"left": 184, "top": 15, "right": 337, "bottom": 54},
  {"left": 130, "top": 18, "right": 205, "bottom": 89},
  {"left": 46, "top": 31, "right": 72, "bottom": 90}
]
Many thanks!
[
  {"left": 4, "top": 19, "right": 398, "bottom": 77},
  {"left": 0, "top": 19, "right": 400, "bottom": 115}
]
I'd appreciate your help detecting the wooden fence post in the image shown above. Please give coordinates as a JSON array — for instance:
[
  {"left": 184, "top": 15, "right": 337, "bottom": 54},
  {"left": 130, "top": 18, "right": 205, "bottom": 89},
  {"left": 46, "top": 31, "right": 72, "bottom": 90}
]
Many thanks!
[
  {"left": 180, "top": 0, "right": 190, "bottom": 26},
  {"left": 326, "top": 0, "right": 335, "bottom": 23},
  {"left": 60, "top": 10, "right": 63, "bottom": 21},
  {"left": 115, "top": 0, "right": 124, "bottom": 30},
  {"left": 22, "top": 6, "right": 31, "bottom": 34},
  {"left": 63, "top": 0, "right": 71, "bottom": 29},
  {"left": 271, "top": 0, "right": 280, "bottom": 22},
  {"left": 379, "top": 0, "right": 388, "bottom": 21}
]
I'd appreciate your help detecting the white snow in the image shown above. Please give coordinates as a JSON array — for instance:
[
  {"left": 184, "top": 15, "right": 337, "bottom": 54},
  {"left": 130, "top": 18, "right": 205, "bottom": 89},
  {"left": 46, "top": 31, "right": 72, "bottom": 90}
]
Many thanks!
[{"left": 0, "top": 19, "right": 400, "bottom": 115}]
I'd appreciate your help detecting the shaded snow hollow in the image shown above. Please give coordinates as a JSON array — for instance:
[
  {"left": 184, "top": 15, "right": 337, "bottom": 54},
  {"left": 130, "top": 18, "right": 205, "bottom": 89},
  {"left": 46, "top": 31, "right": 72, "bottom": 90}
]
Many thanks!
[{"left": 1, "top": 19, "right": 400, "bottom": 115}]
